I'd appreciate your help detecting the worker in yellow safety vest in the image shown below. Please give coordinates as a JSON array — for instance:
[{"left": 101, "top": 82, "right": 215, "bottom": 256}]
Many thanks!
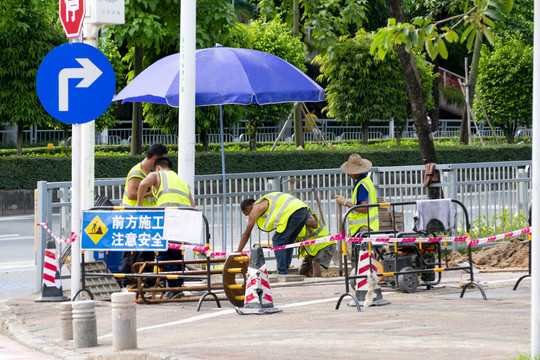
[
  {"left": 119, "top": 143, "right": 168, "bottom": 285},
  {"left": 335, "top": 153, "right": 379, "bottom": 236},
  {"left": 122, "top": 143, "right": 168, "bottom": 207},
  {"left": 238, "top": 192, "right": 310, "bottom": 274},
  {"left": 137, "top": 156, "right": 194, "bottom": 299},
  {"left": 137, "top": 157, "right": 194, "bottom": 208},
  {"left": 297, "top": 212, "right": 336, "bottom": 277}
]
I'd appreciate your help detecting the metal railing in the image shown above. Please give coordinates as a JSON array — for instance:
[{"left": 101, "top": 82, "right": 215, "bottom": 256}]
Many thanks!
[
  {"left": 36, "top": 161, "right": 531, "bottom": 256},
  {"left": 3, "top": 118, "right": 511, "bottom": 147}
]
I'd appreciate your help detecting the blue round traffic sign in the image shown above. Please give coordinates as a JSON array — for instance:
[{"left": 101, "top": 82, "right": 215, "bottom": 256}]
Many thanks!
[{"left": 36, "top": 42, "right": 116, "bottom": 125}]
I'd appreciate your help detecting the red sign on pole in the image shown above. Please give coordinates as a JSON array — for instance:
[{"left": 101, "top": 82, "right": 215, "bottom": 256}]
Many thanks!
[{"left": 59, "top": 0, "right": 86, "bottom": 39}]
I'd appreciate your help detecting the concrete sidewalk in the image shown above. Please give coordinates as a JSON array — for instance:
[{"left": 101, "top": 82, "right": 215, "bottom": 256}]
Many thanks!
[{"left": 0, "top": 270, "right": 532, "bottom": 360}]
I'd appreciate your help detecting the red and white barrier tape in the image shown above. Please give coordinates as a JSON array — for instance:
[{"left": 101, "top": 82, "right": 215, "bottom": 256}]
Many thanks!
[
  {"left": 169, "top": 232, "right": 346, "bottom": 257},
  {"left": 347, "top": 235, "right": 470, "bottom": 244},
  {"left": 37, "top": 221, "right": 531, "bottom": 255},
  {"left": 36, "top": 222, "right": 77, "bottom": 243},
  {"left": 468, "top": 227, "right": 530, "bottom": 247},
  {"left": 347, "top": 227, "right": 531, "bottom": 247}
]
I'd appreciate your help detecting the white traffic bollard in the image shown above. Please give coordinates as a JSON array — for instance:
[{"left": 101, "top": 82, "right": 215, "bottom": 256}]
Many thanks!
[
  {"left": 72, "top": 300, "right": 98, "bottom": 348},
  {"left": 59, "top": 301, "right": 73, "bottom": 341},
  {"left": 112, "top": 292, "right": 137, "bottom": 351}
]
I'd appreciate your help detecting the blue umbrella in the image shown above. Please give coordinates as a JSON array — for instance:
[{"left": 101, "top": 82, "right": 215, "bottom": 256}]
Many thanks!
[
  {"left": 114, "top": 47, "right": 325, "bottom": 106},
  {"left": 114, "top": 46, "right": 325, "bottom": 251}
]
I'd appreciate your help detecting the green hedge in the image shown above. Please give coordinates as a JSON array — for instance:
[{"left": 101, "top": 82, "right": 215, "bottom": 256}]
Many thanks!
[{"left": 0, "top": 144, "right": 531, "bottom": 190}]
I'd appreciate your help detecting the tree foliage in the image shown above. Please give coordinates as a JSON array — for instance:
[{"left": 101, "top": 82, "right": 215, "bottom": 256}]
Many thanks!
[
  {"left": 255, "top": 0, "right": 368, "bottom": 54},
  {"left": 238, "top": 18, "right": 308, "bottom": 150},
  {"left": 492, "top": 0, "right": 533, "bottom": 44},
  {"left": 318, "top": 30, "right": 436, "bottom": 145},
  {"left": 371, "top": 0, "right": 514, "bottom": 61},
  {"left": 115, "top": 0, "right": 240, "bottom": 151},
  {"left": 472, "top": 35, "right": 532, "bottom": 143},
  {"left": 0, "top": 0, "right": 65, "bottom": 153}
]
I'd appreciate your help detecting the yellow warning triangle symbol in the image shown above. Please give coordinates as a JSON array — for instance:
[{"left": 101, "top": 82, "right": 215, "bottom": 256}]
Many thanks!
[{"left": 84, "top": 216, "right": 108, "bottom": 244}]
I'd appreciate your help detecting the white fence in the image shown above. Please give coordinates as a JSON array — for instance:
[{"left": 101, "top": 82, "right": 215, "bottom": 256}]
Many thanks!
[{"left": 1, "top": 118, "right": 515, "bottom": 146}]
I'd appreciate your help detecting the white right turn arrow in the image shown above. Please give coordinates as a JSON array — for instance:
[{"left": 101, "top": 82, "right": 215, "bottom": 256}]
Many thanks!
[{"left": 58, "top": 58, "right": 102, "bottom": 112}]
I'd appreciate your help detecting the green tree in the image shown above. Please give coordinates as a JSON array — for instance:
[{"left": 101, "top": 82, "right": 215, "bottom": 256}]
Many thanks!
[
  {"left": 108, "top": 0, "right": 182, "bottom": 155},
  {"left": 472, "top": 35, "right": 532, "bottom": 143},
  {"left": 0, "top": 0, "right": 65, "bottom": 155},
  {"left": 493, "top": 0, "right": 533, "bottom": 45},
  {"left": 256, "top": 0, "right": 369, "bottom": 54},
  {"left": 318, "top": 31, "right": 436, "bottom": 146},
  {"left": 137, "top": 0, "right": 240, "bottom": 151},
  {"left": 368, "top": 0, "right": 513, "bottom": 176},
  {"left": 112, "top": 0, "right": 239, "bottom": 153},
  {"left": 239, "top": 18, "right": 308, "bottom": 151}
]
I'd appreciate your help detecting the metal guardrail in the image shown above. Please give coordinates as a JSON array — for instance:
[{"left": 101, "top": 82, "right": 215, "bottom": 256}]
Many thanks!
[{"left": 36, "top": 160, "right": 531, "bottom": 255}]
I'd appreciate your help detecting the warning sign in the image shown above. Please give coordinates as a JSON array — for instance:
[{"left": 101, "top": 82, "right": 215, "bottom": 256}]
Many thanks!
[
  {"left": 85, "top": 216, "right": 108, "bottom": 244},
  {"left": 81, "top": 210, "right": 167, "bottom": 251}
]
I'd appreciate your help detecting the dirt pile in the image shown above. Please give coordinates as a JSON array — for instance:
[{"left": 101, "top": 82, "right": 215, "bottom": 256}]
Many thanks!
[{"left": 445, "top": 236, "right": 530, "bottom": 270}]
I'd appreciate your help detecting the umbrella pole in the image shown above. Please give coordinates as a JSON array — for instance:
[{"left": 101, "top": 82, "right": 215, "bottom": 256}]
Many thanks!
[{"left": 219, "top": 105, "right": 227, "bottom": 251}]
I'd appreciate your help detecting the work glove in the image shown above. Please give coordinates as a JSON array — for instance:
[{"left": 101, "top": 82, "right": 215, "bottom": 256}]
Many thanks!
[{"left": 335, "top": 195, "right": 347, "bottom": 206}]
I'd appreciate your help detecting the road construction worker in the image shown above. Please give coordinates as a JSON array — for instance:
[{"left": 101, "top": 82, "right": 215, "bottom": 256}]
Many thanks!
[
  {"left": 122, "top": 143, "right": 168, "bottom": 207},
  {"left": 335, "top": 153, "right": 379, "bottom": 236},
  {"left": 297, "top": 212, "right": 336, "bottom": 277},
  {"left": 238, "top": 192, "right": 310, "bottom": 274},
  {"left": 136, "top": 156, "right": 194, "bottom": 208},
  {"left": 137, "top": 156, "right": 194, "bottom": 299},
  {"left": 120, "top": 143, "right": 168, "bottom": 283}
]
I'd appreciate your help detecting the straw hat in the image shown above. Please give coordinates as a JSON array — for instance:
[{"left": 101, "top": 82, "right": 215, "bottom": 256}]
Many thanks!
[{"left": 340, "top": 154, "right": 372, "bottom": 174}]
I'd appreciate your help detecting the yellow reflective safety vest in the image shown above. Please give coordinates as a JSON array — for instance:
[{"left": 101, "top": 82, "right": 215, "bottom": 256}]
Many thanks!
[
  {"left": 255, "top": 192, "right": 308, "bottom": 233},
  {"left": 297, "top": 213, "right": 332, "bottom": 258},
  {"left": 348, "top": 176, "right": 379, "bottom": 235},
  {"left": 122, "top": 163, "right": 156, "bottom": 207},
  {"left": 154, "top": 170, "right": 191, "bottom": 207}
]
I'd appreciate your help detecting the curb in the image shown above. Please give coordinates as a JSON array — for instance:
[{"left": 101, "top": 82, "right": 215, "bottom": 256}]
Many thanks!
[{"left": 0, "top": 300, "right": 86, "bottom": 360}]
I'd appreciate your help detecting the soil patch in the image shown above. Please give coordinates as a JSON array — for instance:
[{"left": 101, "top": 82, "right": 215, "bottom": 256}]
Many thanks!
[{"left": 445, "top": 236, "right": 530, "bottom": 270}]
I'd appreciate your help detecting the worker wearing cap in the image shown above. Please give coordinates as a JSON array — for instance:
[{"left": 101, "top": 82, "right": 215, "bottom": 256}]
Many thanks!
[
  {"left": 335, "top": 154, "right": 379, "bottom": 236},
  {"left": 297, "top": 212, "right": 336, "bottom": 277},
  {"left": 238, "top": 192, "right": 311, "bottom": 274}
]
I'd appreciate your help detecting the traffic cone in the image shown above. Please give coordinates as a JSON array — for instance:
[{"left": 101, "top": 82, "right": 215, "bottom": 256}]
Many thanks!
[
  {"left": 235, "top": 246, "right": 280, "bottom": 315},
  {"left": 36, "top": 239, "right": 68, "bottom": 302},
  {"left": 353, "top": 248, "right": 389, "bottom": 306}
]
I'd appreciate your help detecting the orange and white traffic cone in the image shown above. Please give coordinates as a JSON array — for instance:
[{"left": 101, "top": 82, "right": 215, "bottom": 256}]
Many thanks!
[
  {"left": 36, "top": 239, "right": 68, "bottom": 302},
  {"left": 236, "top": 246, "right": 280, "bottom": 315},
  {"left": 354, "top": 248, "right": 389, "bottom": 306}
]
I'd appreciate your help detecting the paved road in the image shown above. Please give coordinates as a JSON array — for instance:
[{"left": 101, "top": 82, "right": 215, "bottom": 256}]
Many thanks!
[
  {"left": 0, "top": 270, "right": 532, "bottom": 360},
  {"left": 0, "top": 215, "right": 38, "bottom": 300}
]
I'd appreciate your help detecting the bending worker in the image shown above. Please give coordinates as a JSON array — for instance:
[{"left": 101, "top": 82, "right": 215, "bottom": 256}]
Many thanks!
[
  {"left": 120, "top": 143, "right": 168, "bottom": 281},
  {"left": 335, "top": 153, "right": 379, "bottom": 236},
  {"left": 137, "top": 156, "right": 194, "bottom": 299},
  {"left": 238, "top": 192, "right": 312, "bottom": 275},
  {"left": 297, "top": 212, "right": 336, "bottom": 277}
]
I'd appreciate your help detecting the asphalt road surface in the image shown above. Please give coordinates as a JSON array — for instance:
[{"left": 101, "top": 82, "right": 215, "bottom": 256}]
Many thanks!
[{"left": 0, "top": 215, "right": 39, "bottom": 300}]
